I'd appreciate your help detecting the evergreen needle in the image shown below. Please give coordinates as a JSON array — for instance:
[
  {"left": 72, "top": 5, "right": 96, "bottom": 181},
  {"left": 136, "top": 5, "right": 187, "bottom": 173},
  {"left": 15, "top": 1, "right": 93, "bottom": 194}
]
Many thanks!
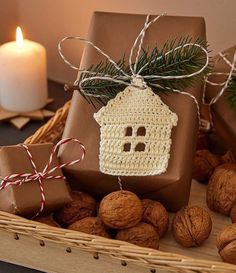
[{"left": 74, "top": 37, "right": 211, "bottom": 105}]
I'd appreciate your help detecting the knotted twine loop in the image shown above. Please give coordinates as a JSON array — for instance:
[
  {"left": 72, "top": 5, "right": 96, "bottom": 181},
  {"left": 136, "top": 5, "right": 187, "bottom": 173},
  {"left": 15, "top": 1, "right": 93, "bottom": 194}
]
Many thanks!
[
  {"left": 0, "top": 138, "right": 86, "bottom": 219},
  {"left": 202, "top": 50, "right": 236, "bottom": 126},
  {"left": 58, "top": 12, "right": 209, "bottom": 121}
]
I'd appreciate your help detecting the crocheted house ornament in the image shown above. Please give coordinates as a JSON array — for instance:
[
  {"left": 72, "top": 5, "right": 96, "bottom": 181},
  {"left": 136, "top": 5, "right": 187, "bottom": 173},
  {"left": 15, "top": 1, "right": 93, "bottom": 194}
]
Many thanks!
[{"left": 94, "top": 85, "right": 178, "bottom": 176}]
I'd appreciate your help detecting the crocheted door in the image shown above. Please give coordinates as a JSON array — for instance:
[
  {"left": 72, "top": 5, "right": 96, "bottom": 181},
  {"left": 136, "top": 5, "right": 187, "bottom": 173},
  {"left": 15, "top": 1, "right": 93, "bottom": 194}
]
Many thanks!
[{"left": 94, "top": 86, "right": 178, "bottom": 176}]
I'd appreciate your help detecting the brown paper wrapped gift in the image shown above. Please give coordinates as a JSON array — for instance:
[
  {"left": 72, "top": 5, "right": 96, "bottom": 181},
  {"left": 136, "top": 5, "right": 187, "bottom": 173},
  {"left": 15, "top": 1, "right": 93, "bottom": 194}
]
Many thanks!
[
  {"left": 60, "top": 12, "right": 206, "bottom": 211},
  {"left": 203, "top": 45, "right": 236, "bottom": 151},
  {"left": 0, "top": 143, "right": 72, "bottom": 218}
]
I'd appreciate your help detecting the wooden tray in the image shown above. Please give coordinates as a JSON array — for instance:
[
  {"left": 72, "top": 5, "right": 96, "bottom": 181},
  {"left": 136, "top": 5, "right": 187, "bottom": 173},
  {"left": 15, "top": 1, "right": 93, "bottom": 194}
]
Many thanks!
[{"left": 0, "top": 181, "right": 234, "bottom": 272}]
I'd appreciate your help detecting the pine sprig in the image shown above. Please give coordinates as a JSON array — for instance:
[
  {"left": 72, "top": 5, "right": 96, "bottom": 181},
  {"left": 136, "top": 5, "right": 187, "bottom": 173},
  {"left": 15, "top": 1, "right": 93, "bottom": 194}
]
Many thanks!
[
  {"left": 79, "top": 59, "right": 127, "bottom": 105},
  {"left": 135, "top": 37, "right": 210, "bottom": 91},
  {"left": 75, "top": 37, "right": 210, "bottom": 105},
  {"left": 226, "top": 75, "right": 236, "bottom": 107}
]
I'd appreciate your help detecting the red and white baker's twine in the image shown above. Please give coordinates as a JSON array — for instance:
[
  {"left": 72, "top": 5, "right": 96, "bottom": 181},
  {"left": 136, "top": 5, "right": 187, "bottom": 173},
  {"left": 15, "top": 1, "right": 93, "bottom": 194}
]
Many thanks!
[
  {"left": 0, "top": 138, "right": 86, "bottom": 218},
  {"left": 202, "top": 50, "right": 236, "bottom": 126}
]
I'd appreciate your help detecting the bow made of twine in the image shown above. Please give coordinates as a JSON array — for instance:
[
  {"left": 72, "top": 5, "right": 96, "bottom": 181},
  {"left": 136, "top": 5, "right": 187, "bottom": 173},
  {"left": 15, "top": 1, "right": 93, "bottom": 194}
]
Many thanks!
[
  {"left": 58, "top": 13, "right": 209, "bottom": 122},
  {"left": 0, "top": 138, "right": 85, "bottom": 218},
  {"left": 202, "top": 50, "right": 236, "bottom": 126}
]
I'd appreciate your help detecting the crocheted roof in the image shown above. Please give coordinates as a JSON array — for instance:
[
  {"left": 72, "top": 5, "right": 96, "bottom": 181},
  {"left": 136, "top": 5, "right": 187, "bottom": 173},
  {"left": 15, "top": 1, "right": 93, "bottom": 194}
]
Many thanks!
[{"left": 94, "top": 85, "right": 178, "bottom": 126}]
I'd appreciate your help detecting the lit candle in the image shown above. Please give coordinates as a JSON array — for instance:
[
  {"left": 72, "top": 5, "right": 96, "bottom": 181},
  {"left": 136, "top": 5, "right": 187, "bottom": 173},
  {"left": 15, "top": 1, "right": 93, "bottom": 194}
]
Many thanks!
[{"left": 0, "top": 27, "right": 47, "bottom": 112}]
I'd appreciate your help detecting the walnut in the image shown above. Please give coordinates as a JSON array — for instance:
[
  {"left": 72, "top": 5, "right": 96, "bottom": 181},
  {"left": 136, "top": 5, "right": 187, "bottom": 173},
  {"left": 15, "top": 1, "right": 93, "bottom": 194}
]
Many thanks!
[
  {"left": 192, "top": 150, "right": 221, "bottom": 182},
  {"left": 99, "top": 190, "right": 143, "bottom": 229},
  {"left": 35, "top": 214, "right": 60, "bottom": 227},
  {"left": 142, "top": 199, "right": 169, "bottom": 238},
  {"left": 172, "top": 205, "right": 212, "bottom": 247},
  {"left": 54, "top": 191, "right": 96, "bottom": 227},
  {"left": 68, "top": 217, "right": 111, "bottom": 238},
  {"left": 207, "top": 164, "right": 236, "bottom": 215},
  {"left": 216, "top": 224, "right": 236, "bottom": 264},
  {"left": 221, "top": 150, "right": 236, "bottom": 164},
  {"left": 116, "top": 222, "right": 159, "bottom": 249},
  {"left": 230, "top": 204, "right": 236, "bottom": 223}
]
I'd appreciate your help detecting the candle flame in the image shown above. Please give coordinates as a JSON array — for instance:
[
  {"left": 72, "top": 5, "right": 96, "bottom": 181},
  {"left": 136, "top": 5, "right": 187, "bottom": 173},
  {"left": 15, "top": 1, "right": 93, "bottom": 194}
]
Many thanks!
[{"left": 16, "top": 26, "right": 24, "bottom": 47}]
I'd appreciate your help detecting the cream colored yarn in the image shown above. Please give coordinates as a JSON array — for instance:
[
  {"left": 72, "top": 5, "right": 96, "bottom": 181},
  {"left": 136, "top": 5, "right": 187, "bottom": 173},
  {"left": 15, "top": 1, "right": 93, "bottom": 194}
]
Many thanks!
[{"left": 94, "top": 85, "right": 178, "bottom": 176}]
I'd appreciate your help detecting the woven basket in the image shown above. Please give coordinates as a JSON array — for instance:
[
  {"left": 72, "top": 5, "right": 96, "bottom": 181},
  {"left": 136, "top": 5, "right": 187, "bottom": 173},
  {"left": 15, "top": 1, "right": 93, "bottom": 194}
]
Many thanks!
[{"left": 0, "top": 100, "right": 235, "bottom": 273}]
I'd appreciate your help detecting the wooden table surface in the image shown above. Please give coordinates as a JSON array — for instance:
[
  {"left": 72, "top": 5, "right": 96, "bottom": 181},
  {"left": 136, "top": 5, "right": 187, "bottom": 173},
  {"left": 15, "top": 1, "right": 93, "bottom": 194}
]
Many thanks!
[{"left": 0, "top": 80, "right": 72, "bottom": 273}]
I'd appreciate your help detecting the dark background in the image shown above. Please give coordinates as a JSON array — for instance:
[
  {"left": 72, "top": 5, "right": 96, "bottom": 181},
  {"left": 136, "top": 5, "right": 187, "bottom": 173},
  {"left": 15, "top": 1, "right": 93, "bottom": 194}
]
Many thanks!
[{"left": 0, "top": 81, "right": 72, "bottom": 145}]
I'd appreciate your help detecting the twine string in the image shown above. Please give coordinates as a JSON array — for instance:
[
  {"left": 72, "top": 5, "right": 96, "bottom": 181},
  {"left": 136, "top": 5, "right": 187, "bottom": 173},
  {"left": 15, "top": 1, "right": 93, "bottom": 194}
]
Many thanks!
[
  {"left": 150, "top": 83, "right": 201, "bottom": 121},
  {"left": 118, "top": 176, "right": 123, "bottom": 191},
  {"left": 58, "top": 13, "right": 209, "bottom": 118},
  {"left": 202, "top": 50, "right": 236, "bottom": 126},
  {"left": 130, "top": 13, "right": 168, "bottom": 75},
  {"left": 21, "top": 143, "right": 46, "bottom": 218},
  {"left": 219, "top": 52, "right": 236, "bottom": 70},
  {"left": 132, "top": 14, "right": 150, "bottom": 74},
  {"left": 0, "top": 138, "right": 86, "bottom": 218},
  {"left": 58, "top": 37, "right": 129, "bottom": 78}
]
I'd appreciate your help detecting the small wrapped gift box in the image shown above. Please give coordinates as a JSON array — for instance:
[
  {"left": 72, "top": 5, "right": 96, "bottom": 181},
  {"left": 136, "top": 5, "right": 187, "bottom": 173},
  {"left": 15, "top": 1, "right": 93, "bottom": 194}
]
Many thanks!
[
  {"left": 60, "top": 12, "right": 206, "bottom": 212},
  {"left": 0, "top": 143, "right": 72, "bottom": 218},
  {"left": 203, "top": 45, "right": 236, "bottom": 151}
]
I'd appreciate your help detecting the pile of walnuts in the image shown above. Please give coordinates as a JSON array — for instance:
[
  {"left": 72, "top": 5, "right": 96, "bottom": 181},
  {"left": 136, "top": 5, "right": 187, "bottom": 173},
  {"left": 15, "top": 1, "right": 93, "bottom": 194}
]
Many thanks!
[
  {"left": 34, "top": 132, "right": 236, "bottom": 264},
  {"left": 35, "top": 189, "right": 213, "bottom": 251},
  {"left": 40, "top": 190, "right": 170, "bottom": 250},
  {"left": 193, "top": 132, "right": 236, "bottom": 183},
  {"left": 206, "top": 163, "right": 236, "bottom": 264},
  {"left": 194, "top": 132, "right": 236, "bottom": 223},
  {"left": 193, "top": 131, "right": 236, "bottom": 264}
]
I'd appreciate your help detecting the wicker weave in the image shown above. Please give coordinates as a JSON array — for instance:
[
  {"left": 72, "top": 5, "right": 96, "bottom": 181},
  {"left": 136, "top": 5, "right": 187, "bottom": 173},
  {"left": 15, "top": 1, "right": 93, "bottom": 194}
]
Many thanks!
[
  {"left": 0, "top": 100, "right": 234, "bottom": 273},
  {"left": 25, "top": 100, "right": 71, "bottom": 145}
]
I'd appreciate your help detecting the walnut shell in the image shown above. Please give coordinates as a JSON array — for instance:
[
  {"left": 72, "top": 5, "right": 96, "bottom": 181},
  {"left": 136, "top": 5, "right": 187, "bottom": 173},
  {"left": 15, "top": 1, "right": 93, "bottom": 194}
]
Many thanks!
[
  {"left": 192, "top": 150, "right": 221, "bottom": 182},
  {"left": 68, "top": 217, "right": 111, "bottom": 238},
  {"left": 116, "top": 222, "right": 159, "bottom": 249},
  {"left": 207, "top": 164, "right": 236, "bottom": 215},
  {"left": 99, "top": 190, "right": 143, "bottom": 229},
  {"left": 230, "top": 204, "right": 236, "bottom": 223},
  {"left": 35, "top": 214, "right": 60, "bottom": 227},
  {"left": 54, "top": 191, "right": 96, "bottom": 227},
  {"left": 142, "top": 199, "right": 169, "bottom": 238},
  {"left": 172, "top": 205, "right": 212, "bottom": 247},
  {"left": 221, "top": 150, "right": 236, "bottom": 164},
  {"left": 216, "top": 224, "right": 236, "bottom": 264}
]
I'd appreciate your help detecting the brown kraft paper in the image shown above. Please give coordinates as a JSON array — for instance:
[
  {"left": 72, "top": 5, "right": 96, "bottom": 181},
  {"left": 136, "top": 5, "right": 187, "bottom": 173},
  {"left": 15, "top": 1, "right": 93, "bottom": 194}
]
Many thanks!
[
  {"left": 203, "top": 45, "right": 236, "bottom": 151},
  {"left": 60, "top": 12, "right": 206, "bottom": 211},
  {"left": 0, "top": 143, "right": 72, "bottom": 218}
]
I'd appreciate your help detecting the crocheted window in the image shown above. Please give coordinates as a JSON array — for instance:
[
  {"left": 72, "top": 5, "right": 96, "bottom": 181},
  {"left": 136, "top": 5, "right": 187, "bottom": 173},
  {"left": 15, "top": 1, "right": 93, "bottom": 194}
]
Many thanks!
[
  {"left": 123, "top": 143, "right": 131, "bottom": 152},
  {"left": 125, "top": 127, "right": 133, "bottom": 136},
  {"left": 135, "top": 143, "right": 146, "bottom": 152},
  {"left": 137, "top": 126, "right": 146, "bottom": 136}
]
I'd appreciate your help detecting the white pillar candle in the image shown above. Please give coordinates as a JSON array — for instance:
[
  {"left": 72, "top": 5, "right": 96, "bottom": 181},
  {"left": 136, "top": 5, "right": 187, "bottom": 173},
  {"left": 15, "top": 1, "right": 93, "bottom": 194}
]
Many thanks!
[{"left": 0, "top": 27, "right": 48, "bottom": 113}]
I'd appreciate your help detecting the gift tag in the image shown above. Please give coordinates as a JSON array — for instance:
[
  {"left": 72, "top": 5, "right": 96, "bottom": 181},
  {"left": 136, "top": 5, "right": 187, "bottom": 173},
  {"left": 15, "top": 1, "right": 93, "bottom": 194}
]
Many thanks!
[{"left": 94, "top": 85, "right": 178, "bottom": 176}]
